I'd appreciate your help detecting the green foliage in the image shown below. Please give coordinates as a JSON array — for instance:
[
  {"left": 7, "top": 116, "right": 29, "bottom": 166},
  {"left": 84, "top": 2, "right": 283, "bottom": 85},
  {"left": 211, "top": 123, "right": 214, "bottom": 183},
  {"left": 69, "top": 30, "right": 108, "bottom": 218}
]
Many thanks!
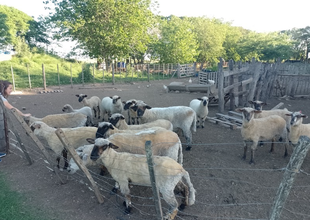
[
  {"left": 0, "top": 173, "right": 55, "bottom": 220},
  {"left": 46, "top": 0, "right": 156, "bottom": 61},
  {"left": 0, "top": 5, "right": 32, "bottom": 47},
  {"left": 79, "top": 63, "right": 94, "bottom": 83},
  {"left": 156, "top": 16, "right": 199, "bottom": 63}
]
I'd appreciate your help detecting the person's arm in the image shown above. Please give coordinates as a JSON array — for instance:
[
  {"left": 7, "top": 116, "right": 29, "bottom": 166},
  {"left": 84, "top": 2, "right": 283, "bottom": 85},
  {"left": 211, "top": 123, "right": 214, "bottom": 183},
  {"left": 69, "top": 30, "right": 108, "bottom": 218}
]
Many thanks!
[{"left": 3, "top": 99, "right": 31, "bottom": 117}]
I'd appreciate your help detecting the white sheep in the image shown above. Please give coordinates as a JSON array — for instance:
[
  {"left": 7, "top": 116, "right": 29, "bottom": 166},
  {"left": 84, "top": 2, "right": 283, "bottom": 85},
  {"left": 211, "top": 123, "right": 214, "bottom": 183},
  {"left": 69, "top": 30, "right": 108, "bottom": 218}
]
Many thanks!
[
  {"left": 100, "top": 95, "right": 123, "bottom": 120},
  {"left": 236, "top": 107, "right": 289, "bottom": 164},
  {"left": 95, "top": 122, "right": 183, "bottom": 165},
  {"left": 24, "top": 112, "right": 87, "bottom": 128},
  {"left": 62, "top": 104, "right": 93, "bottom": 126},
  {"left": 131, "top": 102, "right": 196, "bottom": 151},
  {"left": 30, "top": 121, "right": 97, "bottom": 169},
  {"left": 189, "top": 96, "right": 209, "bottom": 128},
  {"left": 285, "top": 111, "right": 310, "bottom": 145},
  {"left": 76, "top": 94, "right": 101, "bottom": 124},
  {"left": 89, "top": 138, "right": 196, "bottom": 219},
  {"left": 109, "top": 113, "right": 173, "bottom": 131}
]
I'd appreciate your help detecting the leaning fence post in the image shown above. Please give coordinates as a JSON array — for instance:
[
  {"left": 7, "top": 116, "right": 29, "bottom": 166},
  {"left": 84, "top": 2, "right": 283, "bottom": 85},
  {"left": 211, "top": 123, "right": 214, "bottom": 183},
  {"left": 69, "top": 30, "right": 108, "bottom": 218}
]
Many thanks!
[
  {"left": 11, "top": 65, "right": 16, "bottom": 92},
  {"left": 27, "top": 64, "right": 32, "bottom": 90},
  {"left": 55, "top": 128, "right": 104, "bottom": 204},
  {"left": 57, "top": 63, "right": 60, "bottom": 89},
  {"left": 218, "top": 58, "right": 224, "bottom": 113},
  {"left": 269, "top": 136, "right": 310, "bottom": 220},
  {"left": 145, "top": 141, "right": 163, "bottom": 220},
  {"left": 42, "top": 64, "right": 47, "bottom": 90}
]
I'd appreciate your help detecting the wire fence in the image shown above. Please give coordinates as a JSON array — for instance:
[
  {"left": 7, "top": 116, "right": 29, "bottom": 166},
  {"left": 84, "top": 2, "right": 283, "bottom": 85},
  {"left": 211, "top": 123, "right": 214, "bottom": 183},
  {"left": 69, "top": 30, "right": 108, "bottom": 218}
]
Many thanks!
[{"left": 5, "top": 117, "right": 310, "bottom": 220}]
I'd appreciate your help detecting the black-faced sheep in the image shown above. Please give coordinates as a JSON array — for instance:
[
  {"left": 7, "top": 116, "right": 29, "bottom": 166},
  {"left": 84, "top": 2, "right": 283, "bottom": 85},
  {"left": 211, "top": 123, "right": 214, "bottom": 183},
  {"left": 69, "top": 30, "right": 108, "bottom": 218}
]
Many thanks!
[
  {"left": 131, "top": 102, "right": 196, "bottom": 151},
  {"left": 189, "top": 96, "right": 209, "bottom": 128},
  {"left": 123, "top": 99, "right": 142, "bottom": 125},
  {"left": 76, "top": 94, "right": 101, "bottom": 124},
  {"left": 30, "top": 121, "right": 97, "bottom": 169},
  {"left": 109, "top": 113, "right": 173, "bottom": 131},
  {"left": 89, "top": 138, "right": 195, "bottom": 219},
  {"left": 285, "top": 111, "right": 310, "bottom": 145},
  {"left": 236, "top": 107, "right": 289, "bottom": 164},
  {"left": 95, "top": 122, "right": 183, "bottom": 165}
]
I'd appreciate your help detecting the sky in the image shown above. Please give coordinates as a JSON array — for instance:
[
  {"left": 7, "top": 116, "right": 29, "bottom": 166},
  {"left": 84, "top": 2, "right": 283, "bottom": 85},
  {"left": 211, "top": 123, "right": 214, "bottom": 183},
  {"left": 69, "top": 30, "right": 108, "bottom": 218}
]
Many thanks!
[{"left": 1, "top": 0, "right": 310, "bottom": 55}]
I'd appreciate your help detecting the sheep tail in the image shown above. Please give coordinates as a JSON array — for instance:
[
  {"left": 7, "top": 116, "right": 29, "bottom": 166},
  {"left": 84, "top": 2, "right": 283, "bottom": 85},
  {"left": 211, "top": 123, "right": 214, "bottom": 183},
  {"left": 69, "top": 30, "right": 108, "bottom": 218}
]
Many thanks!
[
  {"left": 191, "top": 113, "right": 197, "bottom": 133},
  {"left": 177, "top": 140, "right": 183, "bottom": 166},
  {"left": 182, "top": 171, "right": 196, "bottom": 206}
]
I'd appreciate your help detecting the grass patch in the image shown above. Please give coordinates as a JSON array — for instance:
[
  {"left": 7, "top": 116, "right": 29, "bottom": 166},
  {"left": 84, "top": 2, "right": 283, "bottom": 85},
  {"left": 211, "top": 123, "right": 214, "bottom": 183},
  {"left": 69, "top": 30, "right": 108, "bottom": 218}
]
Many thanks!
[{"left": 0, "top": 173, "right": 54, "bottom": 220}]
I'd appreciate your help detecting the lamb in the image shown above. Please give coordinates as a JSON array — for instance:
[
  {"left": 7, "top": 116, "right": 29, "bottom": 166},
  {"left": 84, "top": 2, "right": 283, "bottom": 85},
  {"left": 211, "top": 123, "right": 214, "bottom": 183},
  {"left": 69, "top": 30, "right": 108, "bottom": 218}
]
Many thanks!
[
  {"left": 62, "top": 104, "right": 93, "bottom": 126},
  {"left": 236, "top": 107, "right": 289, "bottom": 164},
  {"left": 89, "top": 138, "right": 195, "bottom": 219},
  {"left": 285, "top": 111, "right": 310, "bottom": 145},
  {"left": 100, "top": 95, "right": 123, "bottom": 120},
  {"left": 123, "top": 99, "right": 140, "bottom": 125},
  {"left": 30, "top": 121, "right": 97, "bottom": 169},
  {"left": 24, "top": 112, "right": 87, "bottom": 128},
  {"left": 109, "top": 113, "right": 173, "bottom": 131},
  {"left": 96, "top": 122, "right": 183, "bottom": 165},
  {"left": 76, "top": 94, "right": 101, "bottom": 124},
  {"left": 189, "top": 96, "right": 209, "bottom": 128},
  {"left": 131, "top": 102, "right": 196, "bottom": 150}
]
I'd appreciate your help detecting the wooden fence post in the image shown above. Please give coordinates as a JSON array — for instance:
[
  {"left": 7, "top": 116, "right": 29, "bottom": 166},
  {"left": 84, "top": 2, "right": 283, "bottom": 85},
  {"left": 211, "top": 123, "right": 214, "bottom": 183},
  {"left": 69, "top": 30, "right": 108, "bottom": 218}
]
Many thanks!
[
  {"left": 11, "top": 65, "right": 16, "bottom": 92},
  {"left": 147, "top": 64, "right": 150, "bottom": 82},
  {"left": 92, "top": 63, "right": 95, "bottom": 86},
  {"left": 57, "top": 64, "right": 60, "bottom": 89},
  {"left": 247, "top": 59, "right": 261, "bottom": 102},
  {"left": 55, "top": 128, "right": 104, "bottom": 204},
  {"left": 177, "top": 64, "right": 180, "bottom": 79},
  {"left": 27, "top": 64, "right": 31, "bottom": 90},
  {"left": 42, "top": 64, "right": 47, "bottom": 90},
  {"left": 269, "top": 136, "right": 310, "bottom": 220},
  {"left": 70, "top": 64, "right": 73, "bottom": 88},
  {"left": 112, "top": 63, "right": 115, "bottom": 85},
  {"left": 218, "top": 58, "right": 224, "bottom": 113},
  {"left": 0, "top": 99, "right": 9, "bottom": 153},
  {"left": 228, "top": 60, "right": 235, "bottom": 110},
  {"left": 145, "top": 141, "right": 163, "bottom": 220}
]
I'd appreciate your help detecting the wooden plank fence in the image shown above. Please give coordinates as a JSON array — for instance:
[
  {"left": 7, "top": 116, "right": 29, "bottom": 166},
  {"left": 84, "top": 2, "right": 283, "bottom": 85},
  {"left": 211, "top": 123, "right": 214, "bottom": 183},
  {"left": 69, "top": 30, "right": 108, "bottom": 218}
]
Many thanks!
[{"left": 198, "top": 59, "right": 310, "bottom": 113}]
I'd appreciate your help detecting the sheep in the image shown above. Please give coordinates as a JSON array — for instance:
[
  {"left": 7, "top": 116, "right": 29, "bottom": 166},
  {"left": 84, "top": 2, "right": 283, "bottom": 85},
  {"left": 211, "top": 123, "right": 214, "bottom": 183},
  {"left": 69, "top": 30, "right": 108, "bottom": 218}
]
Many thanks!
[
  {"left": 89, "top": 138, "right": 196, "bottom": 219},
  {"left": 236, "top": 107, "right": 289, "bottom": 164},
  {"left": 100, "top": 95, "right": 123, "bottom": 120},
  {"left": 189, "top": 96, "right": 209, "bottom": 128},
  {"left": 76, "top": 94, "right": 101, "bottom": 124},
  {"left": 123, "top": 99, "right": 141, "bottom": 125},
  {"left": 285, "top": 111, "right": 310, "bottom": 145},
  {"left": 109, "top": 113, "right": 173, "bottom": 131},
  {"left": 30, "top": 121, "right": 97, "bottom": 169},
  {"left": 131, "top": 102, "right": 196, "bottom": 151},
  {"left": 62, "top": 104, "right": 93, "bottom": 126},
  {"left": 95, "top": 122, "right": 183, "bottom": 165},
  {"left": 24, "top": 112, "right": 87, "bottom": 128}
]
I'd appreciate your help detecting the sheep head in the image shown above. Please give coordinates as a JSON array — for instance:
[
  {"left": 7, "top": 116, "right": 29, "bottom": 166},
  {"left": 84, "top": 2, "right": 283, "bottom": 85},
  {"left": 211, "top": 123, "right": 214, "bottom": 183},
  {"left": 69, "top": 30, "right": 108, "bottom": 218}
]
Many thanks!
[
  {"left": 96, "top": 122, "right": 115, "bottom": 138},
  {"left": 89, "top": 138, "right": 118, "bottom": 161}
]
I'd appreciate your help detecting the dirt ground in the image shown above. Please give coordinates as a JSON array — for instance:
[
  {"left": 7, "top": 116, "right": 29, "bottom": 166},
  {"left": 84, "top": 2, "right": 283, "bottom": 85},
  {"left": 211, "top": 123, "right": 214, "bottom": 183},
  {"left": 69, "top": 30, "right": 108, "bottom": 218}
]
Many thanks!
[{"left": 2, "top": 77, "right": 310, "bottom": 220}]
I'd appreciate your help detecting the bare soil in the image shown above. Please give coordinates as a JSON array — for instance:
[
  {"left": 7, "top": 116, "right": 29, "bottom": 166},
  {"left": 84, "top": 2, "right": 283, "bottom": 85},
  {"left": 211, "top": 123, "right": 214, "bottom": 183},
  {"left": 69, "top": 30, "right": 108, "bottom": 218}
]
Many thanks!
[{"left": 2, "top": 78, "right": 310, "bottom": 220}]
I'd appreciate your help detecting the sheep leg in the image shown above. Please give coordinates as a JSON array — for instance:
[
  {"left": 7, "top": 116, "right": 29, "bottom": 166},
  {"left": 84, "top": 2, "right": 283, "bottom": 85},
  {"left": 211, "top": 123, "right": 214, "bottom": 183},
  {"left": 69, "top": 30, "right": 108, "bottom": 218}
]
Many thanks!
[
  {"left": 119, "top": 182, "right": 132, "bottom": 214},
  {"left": 196, "top": 118, "right": 200, "bottom": 128},
  {"left": 184, "top": 131, "right": 192, "bottom": 151},
  {"left": 111, "top": 181, "right": 119, "bottom": 194},
  {"left": 161, "top": 189, "right": 179, "bottom": 220},
  {"left": 96, "top": 106, "right": 101, "bottom": 119},
  {"left": 242, "top": 141, "right": 248, "bottom": 160},
  {"left": 202, "top": 117, "right": 206, "bottom": 129},
  {"left": 269, "top": 138, "right": 275, "bottom": 153},
  {"left": 92, "top": 107, "right": 97, "bottom": 118},
  {"left": 174, "top": 181, "right": 189, "bottom": 210},
  {"left": 62, "top": 149, "right": 69, "bottom": 170},
  {"left": 56, "top": 156, "right": 61, "bottom": 169},
  {"left": 249, "top": 141, "right": 258, "bottom": 164}
]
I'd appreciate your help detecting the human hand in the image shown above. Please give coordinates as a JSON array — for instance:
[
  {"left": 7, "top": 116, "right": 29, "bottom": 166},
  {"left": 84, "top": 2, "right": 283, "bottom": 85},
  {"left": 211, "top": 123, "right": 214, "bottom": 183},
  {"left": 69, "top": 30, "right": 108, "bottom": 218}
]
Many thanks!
[{"left": 23, "top": 113, "right": 31, "bottom": 117}]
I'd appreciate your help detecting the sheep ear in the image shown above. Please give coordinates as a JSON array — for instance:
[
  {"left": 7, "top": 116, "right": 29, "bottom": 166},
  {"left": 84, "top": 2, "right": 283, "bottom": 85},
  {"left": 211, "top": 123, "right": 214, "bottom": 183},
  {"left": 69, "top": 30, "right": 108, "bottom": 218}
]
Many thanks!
[
  {"left": 87, "top": 138, "right": 95, "bottom": 144},
  {"left": 109, "top": 143, "right": 119, "bottom": 149},
  {"left": 131, "top": 105, "right": 138, "bottom": 111},
  {"left": 110, "top": 96, "right": 113, "bottom": 99},
  {"left": 301, "top": 114, "right": 308, "bottom": 118},
  {"left": 197, "top": 98, "right": 202, "bottom": 101},
  {"left": 248, "top": 101, "right": 254, "bottom": 104},
  {"left": 254, "top": 110, "right": 262, "bottom": 114},
  {"left": 285, "top": 113, "right": 293, "bottom": 116},
  {"left": 146, "top": 105, "right": 152, "bottom": 109},
  {"left": 121, "top": 115, "right": 125, "bottom": 120},
  {"left": 75, "top": 94, "right": 79, "bottom": 97},
  {"left": 262, "top": 102, "right": 267, "bottom": 106},
  {"left": 109, "top": 124, "right": 115, "bottom": 130},
  {"left": 122, "top": 101, "right": 126, "bottom": 104},
  {"left": 235, "top": 108, "right": 243, "bottom": 113}
]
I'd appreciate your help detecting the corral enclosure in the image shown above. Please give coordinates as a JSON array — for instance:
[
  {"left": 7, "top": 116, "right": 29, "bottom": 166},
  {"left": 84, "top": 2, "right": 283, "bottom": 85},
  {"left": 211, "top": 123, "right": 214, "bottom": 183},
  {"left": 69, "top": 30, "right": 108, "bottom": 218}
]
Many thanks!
[{"left": 1, "top": 73, "right": 310, "bottom": 220}]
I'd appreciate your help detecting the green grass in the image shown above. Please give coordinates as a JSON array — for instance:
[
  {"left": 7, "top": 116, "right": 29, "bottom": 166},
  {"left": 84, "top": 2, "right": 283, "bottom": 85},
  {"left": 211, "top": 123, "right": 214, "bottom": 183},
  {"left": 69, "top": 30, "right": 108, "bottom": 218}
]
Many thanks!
[
  {"left": 0, "top": 53, "right": 177, "bottom": 90},
  {"left": 0, "top": 173, "right": 55, "bottom": 220}
]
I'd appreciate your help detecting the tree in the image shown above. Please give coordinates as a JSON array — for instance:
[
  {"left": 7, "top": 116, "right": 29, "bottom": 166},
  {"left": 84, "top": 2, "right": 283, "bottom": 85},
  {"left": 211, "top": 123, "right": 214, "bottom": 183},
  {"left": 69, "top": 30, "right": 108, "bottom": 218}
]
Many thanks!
[
  {"left": 0, "top": 5, "right": 32, "bottom": 48},
  {"left": 46, "top": 0, "right": 156, "bottom": 62},
  {"left": 155, "top": 15, "right": 199, "bottom": 63},
  {"left": 286, "top": 26, "right": 310, "bottom": 60},
  {"left": 190, "top": 17, "right": 226, "bottom": 67}
]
